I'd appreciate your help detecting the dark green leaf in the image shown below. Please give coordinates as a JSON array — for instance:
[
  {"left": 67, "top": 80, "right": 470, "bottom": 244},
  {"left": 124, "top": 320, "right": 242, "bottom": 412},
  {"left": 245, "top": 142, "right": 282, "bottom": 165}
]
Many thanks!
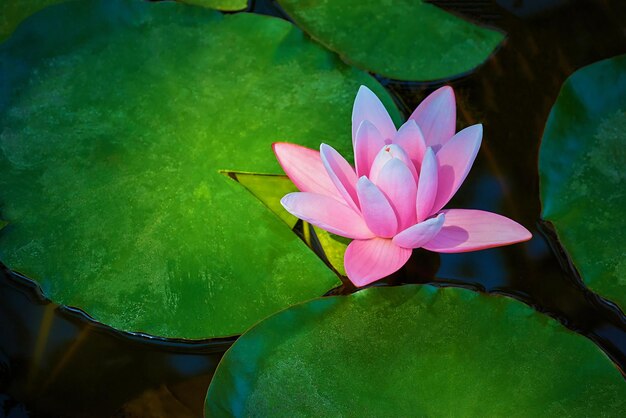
[
  {"left": 276, "top": 0, "right": 504, "bottom": 81},
  {"left": 540, "top": 54, "right": 626, "bottom": 312},
  {"left": 206, "top": 285, "right": 626, "bottom": 416}
]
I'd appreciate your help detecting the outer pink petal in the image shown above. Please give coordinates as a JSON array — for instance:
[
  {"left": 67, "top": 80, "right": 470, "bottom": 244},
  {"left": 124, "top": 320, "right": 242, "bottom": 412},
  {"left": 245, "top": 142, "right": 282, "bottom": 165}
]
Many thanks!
[
  {"left": 409, "top": 86, "right": 456, "bottom": 150},
  {"left": 320, "top": 143, "right": 360, "bottom": 212},
  {"left": 430, "top": 124, "right": 482, "bottom": 214},
  {"left": 393, "top": 213, "right": 445, "bottom": 249},
  {"left": 352, "top": 85, "right": 397, "bottom": 143},
  {"left": 273, "top": 142, "right": 343, "bottom": 201},
  {"left": 368, "top": 144, "right": 418, "bottom": 184},
  {"left": 344, "top": 238, "right": 412, "bottom": 287},
  {"left": 416, "top": 147, "right": 438, "bottom": 222},
  {"left": 375, "top": 158, "right": 417, "bottom": 231},
  {"left": 392, "top": 120, "right": 426, "bottom": 170},
  {"left": 281, "top": 192, "right": 373, "bottom": 240},
  {"left": 354, "top": 120, "right": 385, "bottom": 178},
  {"left": 422, "top": 209, "right": 532, "bottom": 253},
  {"left": 356, "top": 177, "right": 398, "bottom": 238}
]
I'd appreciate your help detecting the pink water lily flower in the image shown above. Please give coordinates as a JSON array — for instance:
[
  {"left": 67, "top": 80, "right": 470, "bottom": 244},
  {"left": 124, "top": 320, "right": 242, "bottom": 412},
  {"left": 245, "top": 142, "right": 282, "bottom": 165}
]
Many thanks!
[{"left": 274, "top": 85, "right": 531, "bottom": 287}]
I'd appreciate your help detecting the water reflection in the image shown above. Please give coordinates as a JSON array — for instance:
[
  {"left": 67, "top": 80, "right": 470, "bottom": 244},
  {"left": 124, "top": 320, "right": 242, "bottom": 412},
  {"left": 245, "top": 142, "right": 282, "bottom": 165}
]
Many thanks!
[{"left": 0, "top": 268, "right": 231, "bottom": 417}]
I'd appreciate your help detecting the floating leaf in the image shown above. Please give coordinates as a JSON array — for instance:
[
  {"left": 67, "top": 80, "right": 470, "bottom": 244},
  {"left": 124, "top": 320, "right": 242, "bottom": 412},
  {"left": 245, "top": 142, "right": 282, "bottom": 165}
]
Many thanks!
[
  {"left": 276, "top": 0, "right": 504, "bottom": 81},
  {"left": 206, "top": 285, "right": 626, "bottom": 416},
  {"left": 539, "top": 55, "right": 626, "bottom": 312},
  {"left": 0, "top": 0, "right": 402, "bottom": 339}
]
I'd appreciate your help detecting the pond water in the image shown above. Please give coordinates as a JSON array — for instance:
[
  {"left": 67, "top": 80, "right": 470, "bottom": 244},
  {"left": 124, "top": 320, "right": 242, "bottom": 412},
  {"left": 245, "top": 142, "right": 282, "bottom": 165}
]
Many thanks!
[{"left": 1, "top": 0, "right": 625, "bottom": 417}]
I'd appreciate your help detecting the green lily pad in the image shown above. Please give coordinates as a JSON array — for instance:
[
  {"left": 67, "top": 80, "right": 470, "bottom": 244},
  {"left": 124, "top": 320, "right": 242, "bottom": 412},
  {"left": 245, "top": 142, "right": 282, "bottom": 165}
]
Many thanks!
[
  {"left": 276, "top": 0, "right": 504, "bottom": 81},
  {"left": 206, "top": 285, "right": 626, "bottom": 417},
  {"left": 0, "top": 0, "right": 401, "bottom": 339},
  {"left": 539, "top": 55, "right": 626, "bottom": 312}
]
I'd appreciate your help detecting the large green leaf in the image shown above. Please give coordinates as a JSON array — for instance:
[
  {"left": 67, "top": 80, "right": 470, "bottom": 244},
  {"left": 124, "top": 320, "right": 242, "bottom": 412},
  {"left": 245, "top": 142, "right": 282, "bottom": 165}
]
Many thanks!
[
  {"left": 0, "top": 0, "right": 402, "bottom": 339},
  {"left": 276, "top": 0, "right": 504, "bottom": 81},
  {"left": 539, "top": 55, "right": 626, "bottom": 312},
  {"left": 206, "top": 285, "right": 626, "bottom": 417}
]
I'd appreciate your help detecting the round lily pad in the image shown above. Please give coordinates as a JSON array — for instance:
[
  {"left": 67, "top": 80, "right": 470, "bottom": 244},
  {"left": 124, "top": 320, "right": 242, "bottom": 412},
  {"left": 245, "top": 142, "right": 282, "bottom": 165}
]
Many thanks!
[
  {"left": 276, "top": 0, "right": 504, "bottom": 81},
  {"left": 539, "top": 55, "right": 626, "bottom": 312},
  {"left": 206, "top": 285, "right": 626, "bottom": 416},
  {"left": 0, "top": 0, "right": 402, "bottom": 339}
]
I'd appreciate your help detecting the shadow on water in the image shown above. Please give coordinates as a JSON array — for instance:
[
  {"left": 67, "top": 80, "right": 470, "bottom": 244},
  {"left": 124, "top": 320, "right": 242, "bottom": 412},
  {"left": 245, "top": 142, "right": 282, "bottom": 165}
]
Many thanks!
[
  {"left": 1, "top": 0, "right": 626, "bottom": 417},
  {"left": 0, "top": 267, "right": 232, "bottom": 417}
]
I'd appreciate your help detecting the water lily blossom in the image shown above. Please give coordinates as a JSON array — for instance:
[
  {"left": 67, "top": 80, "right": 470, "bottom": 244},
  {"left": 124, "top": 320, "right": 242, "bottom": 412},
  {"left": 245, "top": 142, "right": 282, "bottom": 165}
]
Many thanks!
[{"left": 274, "top": 85, "right": 531, "bottom": 287}]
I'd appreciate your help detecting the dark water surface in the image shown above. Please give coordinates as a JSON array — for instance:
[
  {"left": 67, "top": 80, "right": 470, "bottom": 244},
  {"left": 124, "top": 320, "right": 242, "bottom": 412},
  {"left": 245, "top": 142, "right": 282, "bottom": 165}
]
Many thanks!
[{"left": 1, "top": 0, "right": 626, "bottom": 417}]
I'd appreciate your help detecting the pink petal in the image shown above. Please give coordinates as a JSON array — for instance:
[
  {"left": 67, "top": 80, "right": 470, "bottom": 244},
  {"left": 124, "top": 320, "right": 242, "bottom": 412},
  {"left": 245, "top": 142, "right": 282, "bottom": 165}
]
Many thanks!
[
  {"left": 354, "top": 120, "right": 385, "bottom": 178},
  {"left": 423, "top": 209, "right": 532, "bottom": 253},
  {"left": 352, "top": 85, "right": 397, "bottom": 143},
  {"left": 393, "top": 213, "right": 445, "bottom": 249},
  {"left": 320, "top": 143, "right": 360, "bottom": 212},
  {"left": 409, "top": 86, "right": 456, "bottom": 150},
  {"left": 281, "top": 192, "right": 373, "bottom": 240},
  {"left": 392, "top": 120, "right": 426, "bottom": 170},
  {"left": 273, "top": 142, "right": 343, "bottom": 201},
  {"left": 368, "top": 144, "right": 418, "bottom": 184},
  {"left": 344, "top": 238, "right": 412, "bottom": 287},
  {"left": 415, "top": 147, "right": 438, "bottom": 222},
  {"left": 356, "top": 177, "right": 398, "bottom": 238},
  {"left": 375, "top": 158, "right": 417, "bottom": 231},
  {"left": 431, "top": 124, "right": 482, "bottom": 214}
]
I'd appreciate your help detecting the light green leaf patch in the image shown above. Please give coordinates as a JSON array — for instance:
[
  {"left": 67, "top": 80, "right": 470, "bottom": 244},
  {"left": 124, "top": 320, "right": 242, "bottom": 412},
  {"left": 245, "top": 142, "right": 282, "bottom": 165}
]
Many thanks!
[
  {"left": 276, "top": 0, "right": 504, "bottom": 81},
  {"left": 0, "top": 0, "right": 402, "bottom": 339},
  {"left": 228, "top": 172, "right": 349, "bottom": 275},
  {"left": 179, "top": 0, "right": 248, "bottom": 12},
  {"left": 539, "top": 54, "right": 626, "bottom": 312},
  {"left": 206, "top": 285, "right": 626, "bottom": 417},
  {"left": 226, "top": 172, "right": 298, "bottom": 228}
]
